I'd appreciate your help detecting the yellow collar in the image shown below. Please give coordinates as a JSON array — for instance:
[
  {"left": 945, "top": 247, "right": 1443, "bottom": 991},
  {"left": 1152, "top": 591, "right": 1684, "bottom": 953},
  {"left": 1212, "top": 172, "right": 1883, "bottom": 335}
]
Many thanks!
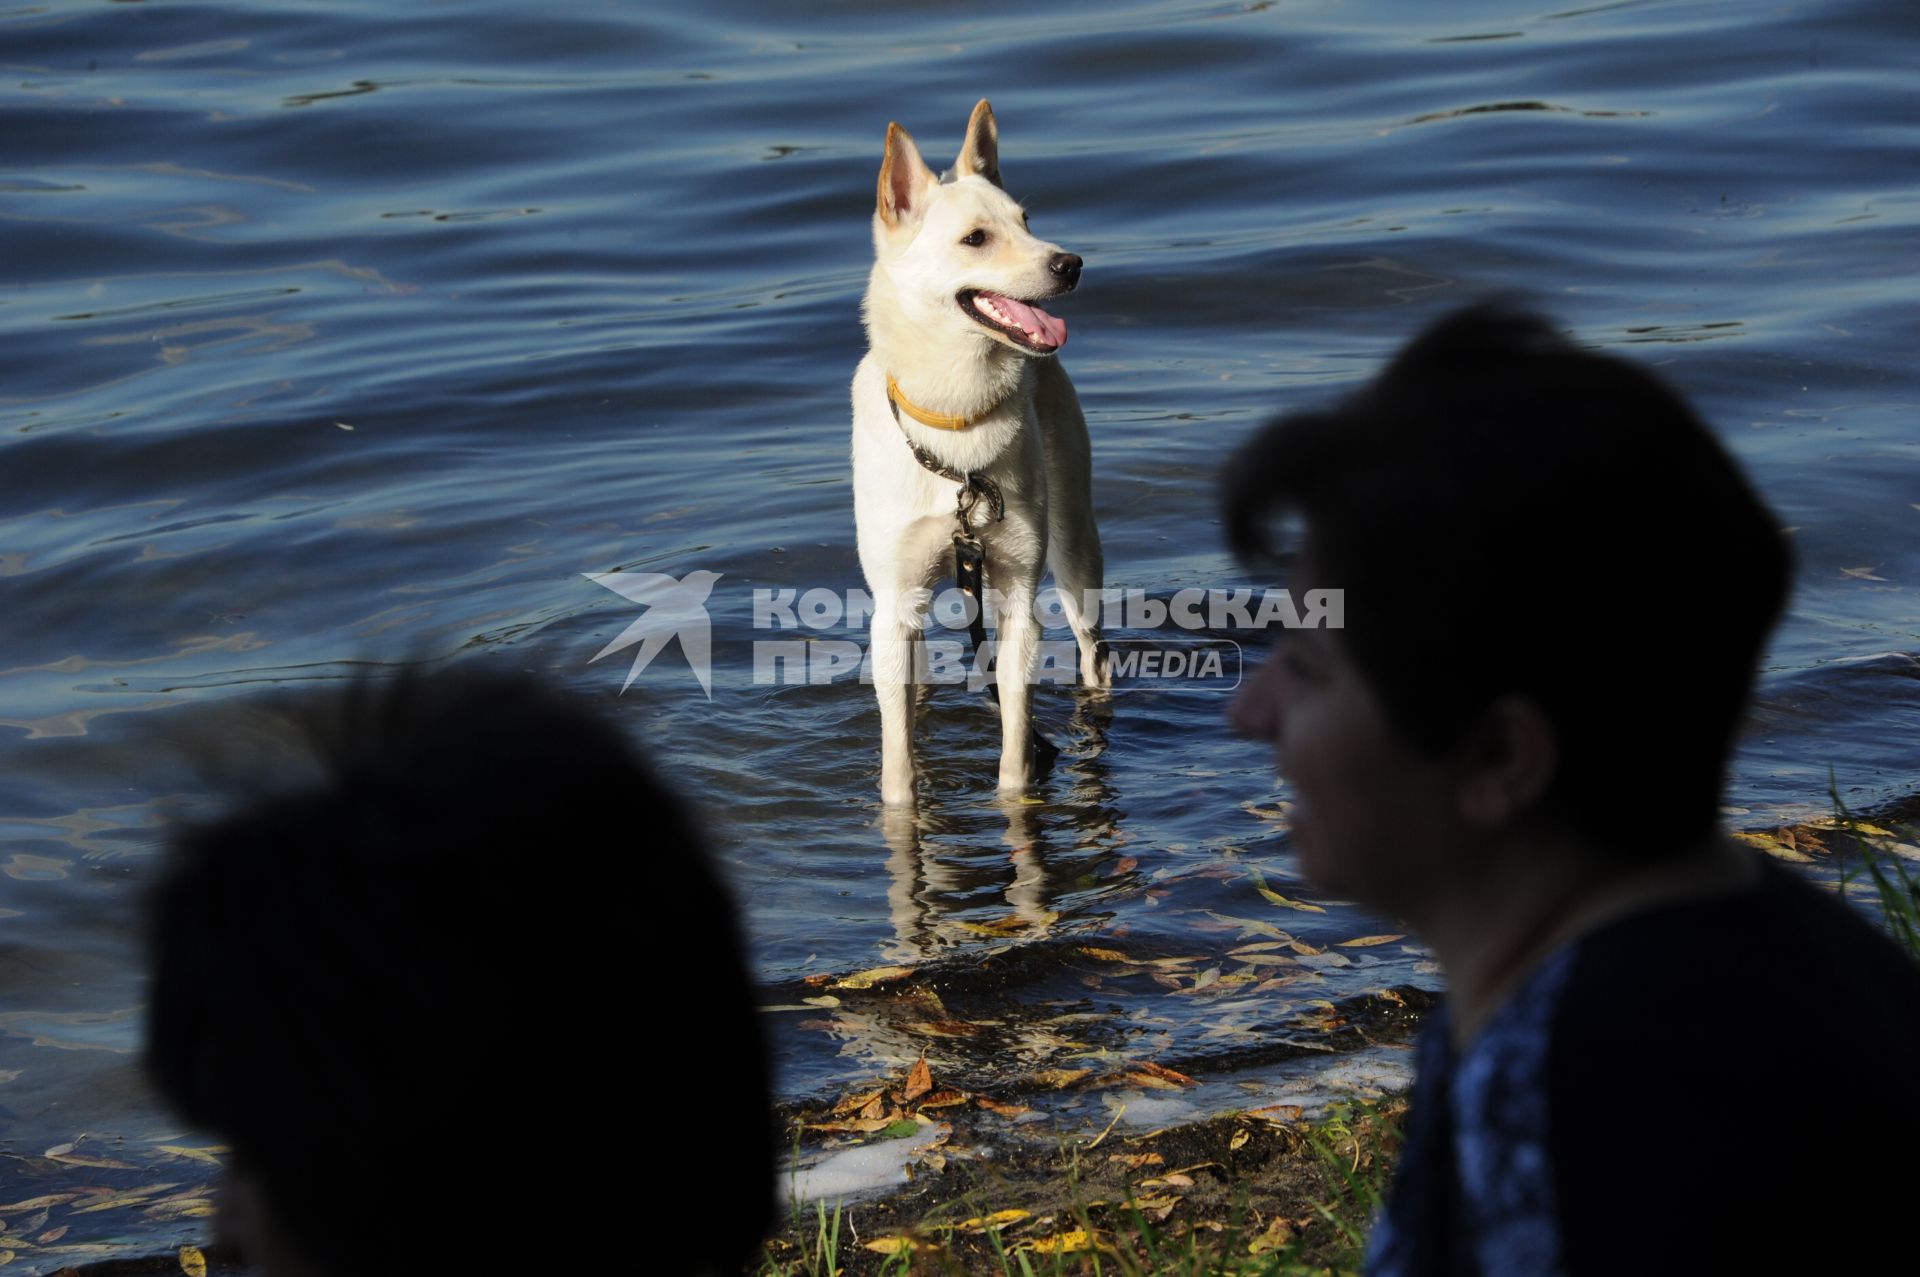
[{"left": 887, "top": 374, "right": 983, "bottom": 431}]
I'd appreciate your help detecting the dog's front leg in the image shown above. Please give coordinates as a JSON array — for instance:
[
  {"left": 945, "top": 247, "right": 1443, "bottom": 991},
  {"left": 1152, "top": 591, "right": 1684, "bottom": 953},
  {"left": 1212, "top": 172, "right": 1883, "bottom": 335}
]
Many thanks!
[
  {"left": 990, "top": 579, "right": 1041, "bottom": 796},
  {"left": 870, "top": 590, "right": 919, "bottom": 806}
]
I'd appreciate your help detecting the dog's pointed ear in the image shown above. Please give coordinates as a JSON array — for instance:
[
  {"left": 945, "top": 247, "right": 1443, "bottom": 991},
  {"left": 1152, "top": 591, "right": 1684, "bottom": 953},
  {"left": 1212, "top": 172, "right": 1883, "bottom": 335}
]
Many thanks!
[
  {"left": 877, "top": 122, "right": 936, "bottom": 227},
  {"left": 954, "top": 99, "right": 1001, "bottom": 188}
]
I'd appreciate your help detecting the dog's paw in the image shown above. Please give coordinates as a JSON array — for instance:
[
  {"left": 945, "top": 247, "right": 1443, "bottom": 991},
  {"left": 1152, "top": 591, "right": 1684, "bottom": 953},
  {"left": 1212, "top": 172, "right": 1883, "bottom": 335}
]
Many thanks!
[{"left": 881, "top": 765, "right": 918, "bottom": 808}]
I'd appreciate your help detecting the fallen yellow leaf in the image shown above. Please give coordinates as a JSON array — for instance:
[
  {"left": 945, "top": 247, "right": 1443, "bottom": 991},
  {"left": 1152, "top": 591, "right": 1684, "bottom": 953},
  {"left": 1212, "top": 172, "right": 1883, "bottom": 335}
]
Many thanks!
[
  {"left": 0, "top": 1196, "right": 75, "bottom": 1214},
  {"left": 49, "top": 1152, "right": 139, "bottom": 1171},
  {"left": 1109, "top": 1151, "right": 1164, "bottom": 1169},
  {"left": 1118, "top": 1070, "right": 1186, "bottom": 1091},
  {"left": 1257, "top": 889, "right": 1326, "bottom": 913},
  {"left": 1208, "top": 912, "right": 1293, "bottom": 941},
  {"left": 1246, "top": 1103, "right": 1305, "bottom": 1125},
  {"left": 1129, "top": 1060, "right": 1197, "bottom": 1086},
  {"left": 917, "top": 1090, "right": 969, "bottom": 1109},
  {"left": 1027, "top": 1228, "right": 1096, "bottom": 1255},
  {"left": 835, "top": 965, "right": 915, "bottom": 990},
  {"left": 154, "top": 1145, "right": 226, "bottom": 1166},
  {"left": 1129, "top": 1194, "right": 1180, "bottom": 1218},
  {"left": 1732, "top": 830, "right": 1810, "bottom": 862},
  {"left": 73, "top": 1184, "right": 183, "bottom": 1214},
  {"left": 180, "top": 1244, "right": 209, "bottom": 1277},
  {"left": 904, "top": 1055, "right": 933, "bottom": 1101},
  {"left": 1338, "top": 933, "right": 1405, "bottom": 948},
  {"left": 831, "top": 1086, "right": 885, "bottom": 1115},
  {"left": 143, "top": 1201, "right": 218, "bottom": 1222},
  {"left": 1248, "top": 1217, "right": 1296, "bottom": 1254}
]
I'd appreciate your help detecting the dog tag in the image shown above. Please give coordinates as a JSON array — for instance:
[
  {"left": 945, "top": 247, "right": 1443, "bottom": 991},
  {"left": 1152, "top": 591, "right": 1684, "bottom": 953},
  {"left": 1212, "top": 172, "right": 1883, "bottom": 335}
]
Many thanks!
[{"left": 953, "top": 535, "right": 985, "bottom": 593}]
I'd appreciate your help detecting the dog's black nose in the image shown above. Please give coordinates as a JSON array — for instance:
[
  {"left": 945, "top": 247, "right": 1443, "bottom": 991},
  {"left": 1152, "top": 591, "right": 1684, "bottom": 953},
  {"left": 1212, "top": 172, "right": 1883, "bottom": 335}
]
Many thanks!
[{"left": 1049, "top": 252, "right": 1082, "bottom": 291}]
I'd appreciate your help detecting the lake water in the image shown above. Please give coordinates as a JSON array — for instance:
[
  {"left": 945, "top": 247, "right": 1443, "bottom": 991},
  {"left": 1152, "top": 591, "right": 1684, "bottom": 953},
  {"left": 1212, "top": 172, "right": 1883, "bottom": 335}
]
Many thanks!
[{"left": 3, "top": 0, "right": 1917, "bottom": 1266}]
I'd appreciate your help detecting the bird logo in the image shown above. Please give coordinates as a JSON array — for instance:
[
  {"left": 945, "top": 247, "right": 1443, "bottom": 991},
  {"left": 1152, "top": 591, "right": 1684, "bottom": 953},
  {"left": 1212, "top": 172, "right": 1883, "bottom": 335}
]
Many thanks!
[{"left": 583, "top": 570, "right": 722, "bottom": 698}]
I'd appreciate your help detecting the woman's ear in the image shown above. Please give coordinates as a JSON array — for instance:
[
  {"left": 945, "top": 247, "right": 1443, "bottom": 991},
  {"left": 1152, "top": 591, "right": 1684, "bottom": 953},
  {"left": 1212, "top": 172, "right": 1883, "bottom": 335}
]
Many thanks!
[{"left": 1456, "top": 695, "right": 1558, "bottom": 829}]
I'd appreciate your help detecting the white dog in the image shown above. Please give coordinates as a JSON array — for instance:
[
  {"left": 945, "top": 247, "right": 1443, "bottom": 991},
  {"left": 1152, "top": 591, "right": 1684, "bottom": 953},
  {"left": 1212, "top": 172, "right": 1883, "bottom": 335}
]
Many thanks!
[{"left": 851, "top": 100, "right": 1108, "bottom": 807}]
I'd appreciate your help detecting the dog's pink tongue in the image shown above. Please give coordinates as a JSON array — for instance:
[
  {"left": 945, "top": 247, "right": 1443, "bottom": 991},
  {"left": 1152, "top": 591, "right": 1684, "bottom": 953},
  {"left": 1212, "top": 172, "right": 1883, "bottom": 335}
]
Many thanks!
[{"left": 983, "top": 292, "right": 1068, "bottom": 349}]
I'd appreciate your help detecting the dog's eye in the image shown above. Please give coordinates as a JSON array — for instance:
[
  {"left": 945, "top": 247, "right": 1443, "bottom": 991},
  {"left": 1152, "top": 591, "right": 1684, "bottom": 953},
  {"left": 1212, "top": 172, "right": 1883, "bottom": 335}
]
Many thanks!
[
  {"left": 1020, "top": 211, "right": 1030, "bottom": 229},
  {"left": 960, "top": 229, "right": 987, "bottom": 247}
]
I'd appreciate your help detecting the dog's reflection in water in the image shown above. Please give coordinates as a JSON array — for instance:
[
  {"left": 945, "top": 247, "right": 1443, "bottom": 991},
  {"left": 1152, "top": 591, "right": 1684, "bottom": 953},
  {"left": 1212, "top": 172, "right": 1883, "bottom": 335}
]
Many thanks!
[{"left": 878, "top": 695, "right": 1120, "bottom": 960}]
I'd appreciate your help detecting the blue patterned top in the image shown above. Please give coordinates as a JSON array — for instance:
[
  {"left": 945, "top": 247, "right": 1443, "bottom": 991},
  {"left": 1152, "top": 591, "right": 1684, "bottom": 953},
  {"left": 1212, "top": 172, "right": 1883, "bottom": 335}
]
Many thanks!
[
  {"left": 1367, "top": 947, "right": 1575, "bottom": 1277},
  {"left": 1360, "top": 855, "right": 1920, "bottom": 1276}
]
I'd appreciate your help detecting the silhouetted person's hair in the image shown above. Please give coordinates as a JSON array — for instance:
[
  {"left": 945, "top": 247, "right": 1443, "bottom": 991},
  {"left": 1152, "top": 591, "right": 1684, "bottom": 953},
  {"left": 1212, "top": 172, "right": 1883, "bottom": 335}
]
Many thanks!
[
  {"left": 1224, "top": 304, "right": 1792, "bottom": 853},
  {"left": 146, "top": 669, "right": 775, "bottom": 1275}
]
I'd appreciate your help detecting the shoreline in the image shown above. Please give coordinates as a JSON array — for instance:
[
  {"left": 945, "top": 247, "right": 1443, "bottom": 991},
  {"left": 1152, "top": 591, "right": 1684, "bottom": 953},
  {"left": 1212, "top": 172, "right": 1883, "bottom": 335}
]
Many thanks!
[
  {"left": 759, "top": 986, "right": 1432, "bottom": 1274},
  {"left": 760, "top": 1092, "right": 1410, "bottom": 1275}
]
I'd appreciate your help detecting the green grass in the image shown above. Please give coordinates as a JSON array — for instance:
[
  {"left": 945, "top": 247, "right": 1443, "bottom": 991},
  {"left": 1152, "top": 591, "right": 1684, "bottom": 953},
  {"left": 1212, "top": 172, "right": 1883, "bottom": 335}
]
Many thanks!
[
  {"left": 1827, "top": 778, "right": 1920, "bottom": 961},
  {"left": 767, "top": 1199, "right": 848, "bottom": 1277}
]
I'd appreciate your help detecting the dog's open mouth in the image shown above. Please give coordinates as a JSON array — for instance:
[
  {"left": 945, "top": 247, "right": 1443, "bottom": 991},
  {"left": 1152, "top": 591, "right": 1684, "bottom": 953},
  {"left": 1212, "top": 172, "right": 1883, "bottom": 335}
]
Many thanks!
[{"left": 958, "top": 289, "right": 1068, "bottom": 353}]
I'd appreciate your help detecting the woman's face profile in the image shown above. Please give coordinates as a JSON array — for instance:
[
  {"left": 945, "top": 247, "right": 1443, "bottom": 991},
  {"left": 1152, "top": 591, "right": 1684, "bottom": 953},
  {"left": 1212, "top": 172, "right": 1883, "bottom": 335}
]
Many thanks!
[{"left": 1229, "top": 604, "right": 1462, "bottom": 918}]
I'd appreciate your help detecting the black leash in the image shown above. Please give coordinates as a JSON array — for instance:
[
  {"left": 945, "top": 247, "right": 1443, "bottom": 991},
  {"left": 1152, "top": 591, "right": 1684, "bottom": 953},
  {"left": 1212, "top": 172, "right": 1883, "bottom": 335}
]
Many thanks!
[{"left": 891, "top": 399, "right": 1060, "bottom": 777}]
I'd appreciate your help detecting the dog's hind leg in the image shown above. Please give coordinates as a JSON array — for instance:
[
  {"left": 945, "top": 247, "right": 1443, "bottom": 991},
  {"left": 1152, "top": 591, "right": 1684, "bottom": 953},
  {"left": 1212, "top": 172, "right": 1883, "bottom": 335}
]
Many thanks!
[
  {"left": 1049, "top": 521, "right": 1109, "bottom": 690},
  {"left": 1036, "top": 362, "right": 1109, "bottom": 690},
  {"left": 869, "top": 590, "right": 919, "bottom": 806}
]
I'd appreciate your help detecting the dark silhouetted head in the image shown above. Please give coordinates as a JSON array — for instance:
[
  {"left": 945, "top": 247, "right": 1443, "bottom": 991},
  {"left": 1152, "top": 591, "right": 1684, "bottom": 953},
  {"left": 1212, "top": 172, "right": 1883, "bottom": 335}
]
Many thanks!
[
  {"left": 145, "top": 668, "right": 775, "bottom": 1275},
  {"left": 1224, "top": 303, "right": 1792, "bottom": 855}
]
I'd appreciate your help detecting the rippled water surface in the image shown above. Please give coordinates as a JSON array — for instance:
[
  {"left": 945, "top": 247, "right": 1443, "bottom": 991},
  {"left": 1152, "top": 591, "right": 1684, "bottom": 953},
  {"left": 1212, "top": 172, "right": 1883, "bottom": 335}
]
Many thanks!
[{"left": 3, "top": 0, "right": 1918, "bottom": 1265}]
